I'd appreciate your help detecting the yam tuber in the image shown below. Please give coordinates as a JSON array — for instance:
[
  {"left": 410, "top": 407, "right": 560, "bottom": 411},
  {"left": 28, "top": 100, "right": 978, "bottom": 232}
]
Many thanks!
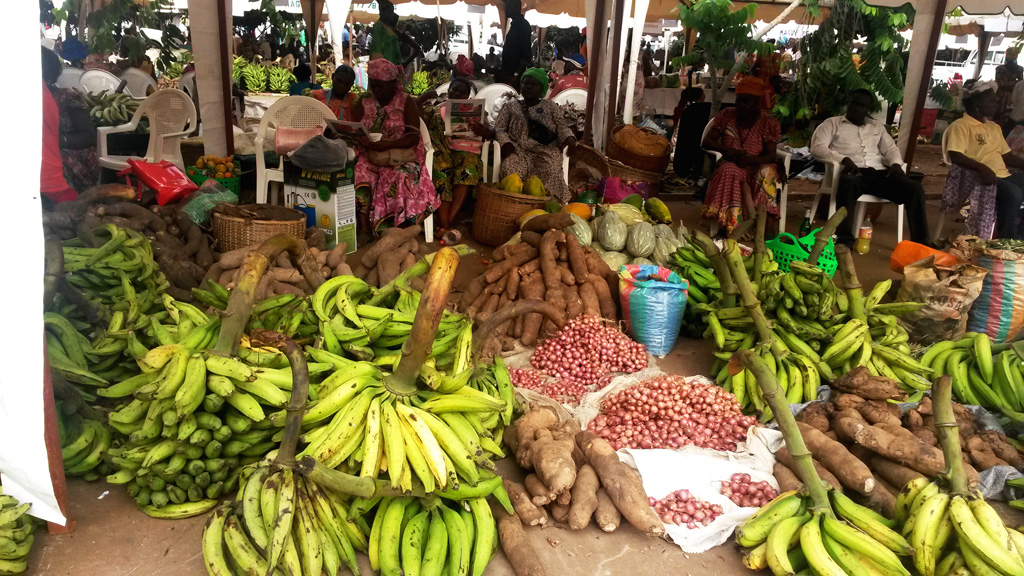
[
  {"left": 489, "top": 501, "right": 548, "bottom": 576},
  {"left": 549, "top": 502, "right": 570, "bottom": 524},
  {"left": 869, "top": 456, "right": 924, "bottom": 492},
  {"left": 851, "top": 481, "right": 896, "bottom": 518},
  {"left": 360, "top": 225, "right": 422, "bottom": 267},
  {"left": 982, "top": 431, "right": 1024, "bottom": 469},
  {"left": 593, "top": 488, "right": 621, "bottom": 532},
  {"left": 832, "top": 393, "right": 866, "bottom": 411},
  {"left": 530, "top": 429, "right": 577, "bottom": 495},
  {"left": 579, "top": 282, "right": 601, "bottom": 318},
  {"left": 575, "top": 431, "right": 664, "bottom": 537},
  {"left": 524, "top": 473, "right": 555, "bottom": 507},
  {"left": 773, "top": 463, "right": 803, "bottom": 492},
  {"left": 796, "top": 402, "right": 832, "bottom": 433},
  {"left": 504, "top": 480, "right": 547, "bottom": 527},
  {"left": 567, "top": 464, "right": 600, "bottom": 530},
  {"left": 485, "top": 247, "right": 539, "bottom": 283},
  {"left": 832, "top": 418, "right": 945, "bottom": 477},
  {"left": 857, "top": 401, "right": 902, "bottom": 427},
  {"left": 521, "top": 212, "right": 574, "bottom": 234},
  {"left": 774, "top": 446, "right": 842, "bottom": 492},
  {"left": 830, "top": 367, "right": 905, "bottom": 400},
  {"left": 326, "top": 242, "right": 348, "bottom": 269},
  {"left": 796, "top": 422, "right": 876, "bottom": 495},
  {"left": 515, "top": 406, "right": 559, "bottom": 468}
]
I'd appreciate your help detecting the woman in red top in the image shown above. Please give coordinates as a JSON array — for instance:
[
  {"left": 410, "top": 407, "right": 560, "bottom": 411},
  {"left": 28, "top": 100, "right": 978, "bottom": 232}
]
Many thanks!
[{"left": 41, "top": 48, "right": 77, "bottom": 204}]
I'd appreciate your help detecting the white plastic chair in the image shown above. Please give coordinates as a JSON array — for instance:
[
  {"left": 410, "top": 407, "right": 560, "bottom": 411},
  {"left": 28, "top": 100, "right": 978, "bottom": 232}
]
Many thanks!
[
  {"left": 419, "top": 118, "right": 435, "bottom": 243},
  {"left": 254, "top": 95, "right": 338, "bottom": 205},
  {"left": 55, "top": 68, "right": 84, "bottom": 90},
  {"left": 700, "top": 120, "right": 792, "bottom": 236},
  {"left": 120, "top": 68, "right": 157, "bottom": 99},
  {"left": 807, "top": 123, "right": 906, "bottom": 244},
  {"left": 435, "top": 82, "right": 450, "bottom": 97},
  {"left": 96, "top": 88, "right": 197, "bottom": 171},
  {"left": 552, "top": 88, "right": 587, "bottom": 109},
  {"left": 80, "top": 69, "right": 121, "bottom": 95},
  {"left": 179, "top": 71, "right": 197, "bottom": 99}
]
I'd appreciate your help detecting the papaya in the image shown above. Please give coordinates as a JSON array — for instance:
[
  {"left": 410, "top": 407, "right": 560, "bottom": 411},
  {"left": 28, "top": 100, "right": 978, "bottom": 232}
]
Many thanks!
[
  {"left": 563, "top": 203, "right": 592, "bottom": 220},
  {"left": 524, "top": 175, "right": 546, "bottom": 197},
  {"left": 620, "top": 194, "right": 645, "bottom": 210},
  {"left": 644, "top": 197, "right": 672, "bottom": 224},
  {"left": 499, "top": 174, "right": 523, "bottom": 194}
]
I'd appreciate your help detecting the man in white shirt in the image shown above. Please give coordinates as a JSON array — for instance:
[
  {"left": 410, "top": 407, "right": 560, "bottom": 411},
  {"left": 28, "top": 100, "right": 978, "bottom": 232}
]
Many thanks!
[{"left": 810, "top": 88, "right": 930, "bottom": 245}]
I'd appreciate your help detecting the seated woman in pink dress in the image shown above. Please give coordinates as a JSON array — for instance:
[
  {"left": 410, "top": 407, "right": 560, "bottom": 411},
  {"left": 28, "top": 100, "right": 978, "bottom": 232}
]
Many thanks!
[
  {"left": 700, "top": 77, "right": 782, "bottom": 236},
  {"left": 350, "top": 59, "right": 439, "bottom": 235}
]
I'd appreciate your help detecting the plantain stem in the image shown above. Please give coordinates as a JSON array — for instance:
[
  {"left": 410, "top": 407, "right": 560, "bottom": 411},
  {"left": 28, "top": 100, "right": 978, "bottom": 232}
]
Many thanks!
[
  {"left": 385, "top": 247, "right": 461, "bottom": 397},
  {"left": 250, "top": 329, "right": 307, "bottom": 467},
  {"left": 297, "top": 456, "right": 424, "bottom": 499},
  {"left": 806, "top": 207, "right": 847, "bottom": 268},
  {"left": 737, "top": 349, "right": 833, "bottom": 514},
  {"left": 693, "top": 231, "right": 737, "bottom": 308},
  {"left": 752, "top": 205, "right": 767, "bottom": 286},
  {"left": 835, "top": 244, "right": 866, "bottom": 322},
  {"left": 723, "top": 241, "right": 786, "bottom": 358},
  {"left": 932, "top": 375, "right": 969, "bottom": 494}
]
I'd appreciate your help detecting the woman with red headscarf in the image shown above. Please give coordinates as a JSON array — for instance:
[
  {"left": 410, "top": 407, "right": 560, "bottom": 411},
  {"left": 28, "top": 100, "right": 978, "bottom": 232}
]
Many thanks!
[
  {"left": 700, "top": 77, "right": 782, "bottom": 235},
  {"left": 351, "top": 59, "right": 439, "bottom": 234}
]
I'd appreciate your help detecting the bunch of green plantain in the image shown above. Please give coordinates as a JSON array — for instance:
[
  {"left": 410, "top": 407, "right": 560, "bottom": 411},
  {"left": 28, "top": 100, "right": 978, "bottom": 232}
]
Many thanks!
[
  {"left": 80, "top": 90, "right": 139, "bottom": 126},
  {"left": 57, "top": 401, "right": 112, "bottom": 480},
  {"left": 893, "top": 476, "right": 1024, "bottom": 576},
  {"left": 0, "top": 489, "right": 36, "bottom": 575},
  {"left": 267, "top": 67, "right": 296, "bottom": 93},
  {"left": 917, "top": 331, "right": 1024, "bottom": 416},
  {"left": 241, "top": 64, "right": 268, "bottom": 92},
  {"left": 737, "top": 488, "right": 913, "bottom": 576}
]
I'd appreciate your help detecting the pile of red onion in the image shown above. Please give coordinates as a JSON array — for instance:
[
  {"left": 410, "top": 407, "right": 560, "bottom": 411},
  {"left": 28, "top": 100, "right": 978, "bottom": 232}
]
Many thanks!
[
  {"left": 509, "top": 368, "right": 589, "bottom": 403},
  {"left": 649, "top": 490, "right": 723, "bottom": 529},
  {"left": 720, "top": 473, "right": 777, "bottom": 508},
  {"left": 586, "top": 375, "right": 757, "bottom": 451},
  {"left": 531, "top": 315, "right": 647, "bottom": 382}
]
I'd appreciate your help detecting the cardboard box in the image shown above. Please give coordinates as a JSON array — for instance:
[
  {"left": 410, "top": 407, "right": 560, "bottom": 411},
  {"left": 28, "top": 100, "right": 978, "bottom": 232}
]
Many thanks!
[{"left": 284, "top": 163, "right": 357, "bottom": 253}]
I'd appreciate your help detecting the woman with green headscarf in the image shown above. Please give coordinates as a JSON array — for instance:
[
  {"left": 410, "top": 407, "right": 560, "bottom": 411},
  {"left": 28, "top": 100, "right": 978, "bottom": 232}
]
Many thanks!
[{"left": 494, "top": 67, "right": 576, "bottom": 202}]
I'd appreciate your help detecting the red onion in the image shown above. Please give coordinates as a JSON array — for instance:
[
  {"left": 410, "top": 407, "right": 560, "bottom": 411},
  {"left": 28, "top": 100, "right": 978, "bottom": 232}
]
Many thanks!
[
  {"left": 720, "top": 475, "right": 777, "bottom": 508},
  {"left": 651, "top": 489, "right": 722, "bottom": 528},
  {"left": 586, "top": 375, "right": 757, "bottom": 451}
]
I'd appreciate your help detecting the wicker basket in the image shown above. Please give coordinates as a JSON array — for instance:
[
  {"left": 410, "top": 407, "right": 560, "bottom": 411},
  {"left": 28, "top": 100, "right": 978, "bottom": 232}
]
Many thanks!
[
  {"left": 568, "top": 144, "right": 611, "bottom": 190},
  {"left": 472, "top": 184, "right": 550, "bottom": 247},
  {"left": 211, "top": 204, "right": 307, "bottom": 252},
  {"left": 607, "top": 125, "right": 671, "bottom": 174},
  {"left": 608, "top": 160, "right": 662, "bottom": 196}
]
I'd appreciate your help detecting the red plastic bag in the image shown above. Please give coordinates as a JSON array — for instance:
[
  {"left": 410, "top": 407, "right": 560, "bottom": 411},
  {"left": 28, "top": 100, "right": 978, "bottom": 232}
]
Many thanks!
[
  {"left": 890, "top": 240, "right": 960, "bottom": 274},
  {"left": 120, "top": 160, "right": 198, "bottom": 206}
]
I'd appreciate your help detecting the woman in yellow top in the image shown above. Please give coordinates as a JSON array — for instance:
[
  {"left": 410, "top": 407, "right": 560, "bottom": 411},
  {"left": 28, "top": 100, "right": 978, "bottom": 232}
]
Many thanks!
[{"left": 946, "top": 79, "right": 1024, "bottom": 239}]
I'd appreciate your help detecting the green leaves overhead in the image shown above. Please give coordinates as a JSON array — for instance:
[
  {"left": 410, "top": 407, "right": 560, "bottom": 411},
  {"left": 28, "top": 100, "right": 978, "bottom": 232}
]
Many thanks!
[{"left": 674, "top": 0, "right": 773, "bottom": 70}]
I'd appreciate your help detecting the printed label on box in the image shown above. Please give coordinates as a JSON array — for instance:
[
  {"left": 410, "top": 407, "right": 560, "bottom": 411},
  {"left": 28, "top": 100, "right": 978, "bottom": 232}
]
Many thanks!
[{"left": 285, "top": 164, "right": 357, "bottom": 253}]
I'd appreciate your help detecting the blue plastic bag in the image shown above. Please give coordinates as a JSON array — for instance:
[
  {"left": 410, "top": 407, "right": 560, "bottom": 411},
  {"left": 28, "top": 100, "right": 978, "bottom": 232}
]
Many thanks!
[{"left": 618, "top": 264, "right": 688, "bottom": 357}]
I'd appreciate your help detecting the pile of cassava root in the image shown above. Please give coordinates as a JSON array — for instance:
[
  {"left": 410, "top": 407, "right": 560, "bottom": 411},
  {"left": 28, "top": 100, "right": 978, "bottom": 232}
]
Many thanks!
[
  {"left": 351, "top": 225, "right": 431, "bottom": 289},
  {"left": 458, "top": 227, "right": 619, "bottom": 351},
  {"left": 780, "top": 366, "right": 1021, "bottom": 518},
  {"left": 501, "top": 404, "right": 665, "bottom": 537},
  {"left": 202, "top": 237, "right": 351, "bottom": 300}
]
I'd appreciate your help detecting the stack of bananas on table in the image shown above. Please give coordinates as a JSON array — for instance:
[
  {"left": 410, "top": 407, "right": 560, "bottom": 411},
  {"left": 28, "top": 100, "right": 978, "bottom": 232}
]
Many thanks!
[
  {"left": 736, "top": 488, "right": 912, "bottom": 576},
  {"left": 896, "top": 476, "right": 1024, "bottom": 576},
  {"left": 267, "top": 67, "right": 296, "bottom": 93},
  {"left": 918, "top": 331, "right": 1024, "bottom": 417},
  {"left": 0, "top": 489, "right": 36, "bottom": 576},
  {"left": 80, "top": 90, "right": 139, "bottom": 126},
  {"left": 241, "top": 64, "right": 268, "bottom": 92},
  {"left": 232, "top": 56, "right": 248, "bottom": 84},
  {"left": 57, "top": 402, "right": 112, "bottom": 480}
]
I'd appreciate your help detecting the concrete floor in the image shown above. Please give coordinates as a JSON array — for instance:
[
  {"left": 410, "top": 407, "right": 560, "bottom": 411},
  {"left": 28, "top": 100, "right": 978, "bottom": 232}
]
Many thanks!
[{"left": 28, "top": 144, "right": 1000, "bottom": 575}]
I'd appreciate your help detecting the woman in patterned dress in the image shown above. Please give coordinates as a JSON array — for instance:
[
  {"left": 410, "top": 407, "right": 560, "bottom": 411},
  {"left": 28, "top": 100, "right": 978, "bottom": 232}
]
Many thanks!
[
  {"left": 351, "top": 59, "right": 439, "bottom": 234},
  {"left": 494, "top": 68, "right": 576, "bottom": 203},
  {"left": 701, "top": 77, "right": 782, "bottom": 235}
]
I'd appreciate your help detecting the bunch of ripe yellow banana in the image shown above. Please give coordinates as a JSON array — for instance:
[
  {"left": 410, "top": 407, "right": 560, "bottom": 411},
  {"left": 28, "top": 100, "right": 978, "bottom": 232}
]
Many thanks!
[
  {"left": 0, "top": 489, "right": 36, "bottom": 576},
  {"left": 917, "top": 331, "right": 1024, "bottom": 416},
  {"left": 737, "top": 488, "right": 912, "bottom": 576},
  {"left": 896, "top": 477, "right": 1024, "bottom": 576},
  {"left": 57, "top": 402, "right": 112, "bottom": 480},
  {"left": 203, "top": 466, "right": 368, "bottom": 576},
  {"left": 102, "top": 341, "right": 336, "bottom": 516}
]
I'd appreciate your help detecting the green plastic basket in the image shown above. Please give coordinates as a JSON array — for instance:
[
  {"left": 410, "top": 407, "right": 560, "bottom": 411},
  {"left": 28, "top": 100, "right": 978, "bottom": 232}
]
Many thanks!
[
  {"left": 765, "top": 228, "right": 838, "bottom": 277},
  {"left": 187, "top": 172, "right": 241, "bottom": 195}
]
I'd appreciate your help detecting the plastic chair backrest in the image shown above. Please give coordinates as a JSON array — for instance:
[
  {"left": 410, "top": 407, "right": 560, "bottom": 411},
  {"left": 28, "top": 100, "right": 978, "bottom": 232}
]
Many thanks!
[
  {"left": 435, "top": 82, "right": 451, "bottom": 97},
  {"left": 179, "top": 71, "right": 197, "bottom": 98},
  {"left": 120, "top": 68, "right": 157, "bottom": 98},
  {"left": 138, "top": 89, "right": 197, "bottom": 166},
  {"left": 419, "top": 118, "right": 433, "bottom": 175},
  {"left": 80, "top": 69, "right": 121, "bottom": 95},
  {"left": 552, "top": 88, "right": 587, "bottom": 109},
  {"left": 256, "top": 95, "right": 336, "bottom": 141},
  {"left": 475, "top": 84, "right": 518, "bottom": 113},
  {"left": 55, "top": 68, "right": 84, "bottom": 90}
]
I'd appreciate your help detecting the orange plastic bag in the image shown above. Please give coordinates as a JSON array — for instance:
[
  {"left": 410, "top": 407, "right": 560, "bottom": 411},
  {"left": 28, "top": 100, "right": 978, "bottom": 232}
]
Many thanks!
[{"left": 890, "top": 240, "right": 960, "bottom": 274}]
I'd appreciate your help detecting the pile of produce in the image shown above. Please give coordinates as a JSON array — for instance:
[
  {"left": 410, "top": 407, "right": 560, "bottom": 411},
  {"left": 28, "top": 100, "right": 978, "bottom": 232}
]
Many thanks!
[
  {"left": 496, "top": 173, "right": 547, "bottom": 197},
  {"left": 459, "top": 221, "right": 619, "bottom": 355},
  {"left": 651, "top": 489, "right": 723, "bottom": 529},
  {"left": 240, "top": 62, "right": 268, "bottom": 92},
  {"left": 186, "top": 155, "right": 240, "bottom": 180},
  {"left": 0, "top": 489, "right": 36, "bottom": 575},
  {"left": 731, "top": 349, "right": 914, "bottom": 576},
  {"left": 57, "top": 399, "right": 112, "bottom": 480},
  {"left": 202, "top": 237, "right": 350, "bottom": 300},
  {"left": 590, "top": 201, "right": 678, "bottom": 270},
  {"left": 586, "top": 375, "right": 757, "bottom": 451},
  {"left": 350, "top": 225, "right": 427, "bottom": 289},
  {"left": 509, "top": 315, "right": 648, "bottom": 403},
  {"left": 81, "top": 90, "right": 139, "bottom": 126},
  {"left": 919, "top": 331, "right": 1024, "bottom": 414},
  {"left": 720, "top": 473, "right": 777, "bottom": 509},
  {"left": 502, "top": 404, "right": 665, "bottom": 536},
  {"left": 43, "top": 185, "right": 216, "bottom": 302},
  {"left": 788, "top": 367, "right": 1021, "bottom": 518},
  {"left": 267, "top": 67, "right": 296, "bottom": 93}
]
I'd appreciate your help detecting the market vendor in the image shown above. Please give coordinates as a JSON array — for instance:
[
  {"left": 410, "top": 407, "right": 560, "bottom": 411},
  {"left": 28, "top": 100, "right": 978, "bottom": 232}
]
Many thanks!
[
  {"left": 701, "top": 77, "right": 781, "bottom": 236},
  {"left": 40, "top": 47, "right": 79, "bottom": 205},
  {"left": 310, "top": 65, "right": 357, "bottom": 120},
  {"left": 945, "top": 79, "right": 1024, "bottom": 239},
  {"left": 494, "top": 67, "right": 575, "bottom": 203},
  {"left": 288, "top": 63, "right": 321, "bottom": 96},
  {"left": 370, "top": 0, "right": 423, "bottom": 70},
  {"left": 350, "top": 59, "right": 439, "bottom": 236},
  {"left": 810, "top": 88, "right": 931, "bottom": 246}
]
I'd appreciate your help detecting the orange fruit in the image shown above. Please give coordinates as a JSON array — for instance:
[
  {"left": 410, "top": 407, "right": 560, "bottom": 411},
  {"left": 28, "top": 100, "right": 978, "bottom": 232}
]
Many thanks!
[
  {"left": 196, "top": 158, "right": 205, "bottom": 168},
  {"left": 215, "top": 172, "right": 225, "bottom": 178},
  {"left": 223, "top": 172, "right": 232, "bottom": 178},
  {"left": 215, "top": 164, "right": 227, "bottom": 173}
]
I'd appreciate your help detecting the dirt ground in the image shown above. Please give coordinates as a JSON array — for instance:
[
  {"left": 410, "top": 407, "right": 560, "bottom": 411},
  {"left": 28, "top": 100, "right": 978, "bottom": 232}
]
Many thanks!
[{"left": 27, "top": 144, "right": 1005, "bottom": 575}]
